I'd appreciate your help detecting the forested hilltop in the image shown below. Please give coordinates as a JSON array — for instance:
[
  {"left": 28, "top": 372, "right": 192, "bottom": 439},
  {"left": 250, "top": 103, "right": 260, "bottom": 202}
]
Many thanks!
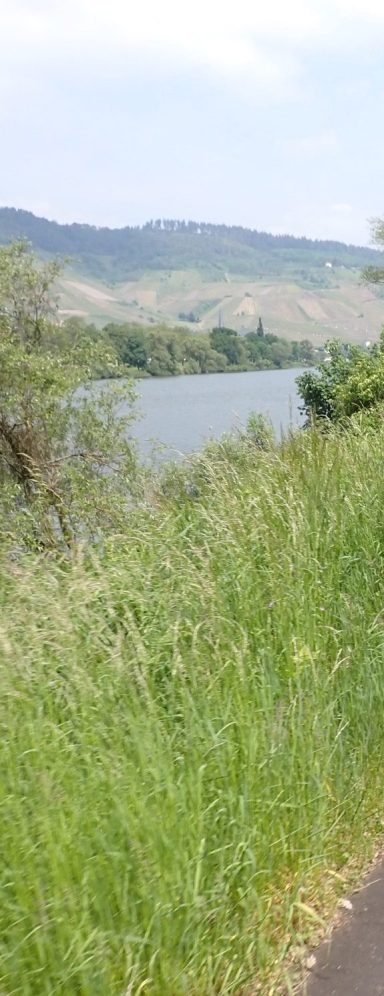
[
  {"left": 0, "top": 207, "right": 379, "bottom": 281},
  {"left": 2, "top": 208, "right": 383, "bottom": 342}
]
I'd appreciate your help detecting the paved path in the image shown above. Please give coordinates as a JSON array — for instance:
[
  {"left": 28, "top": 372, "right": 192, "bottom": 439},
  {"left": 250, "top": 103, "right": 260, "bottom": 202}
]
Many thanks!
[{"left": 302, "top": 857, "right": 384, "bottom": 995}]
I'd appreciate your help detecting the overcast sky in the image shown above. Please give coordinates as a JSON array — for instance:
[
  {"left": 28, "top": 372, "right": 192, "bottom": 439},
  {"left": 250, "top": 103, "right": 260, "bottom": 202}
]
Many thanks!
[{"left": 1, "top": 0, "right": 384, "bottom": 243}]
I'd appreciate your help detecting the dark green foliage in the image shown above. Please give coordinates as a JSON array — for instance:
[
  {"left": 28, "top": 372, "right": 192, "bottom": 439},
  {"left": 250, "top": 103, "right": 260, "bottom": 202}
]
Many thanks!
[
  {"left": 104, "top": 323, "right": 148, "bottom": 369},
  {"left": 0, "top": 243, "right": 139, "bottom": 550},
  {"left": 178, "top": 311, "right": 200, "bottom": 323},
  {"left": 99, "top": 319, "right": 314, "bottom": 376},
  {"left": 297, "top": 335, "right": 384, "bottom": 424},
  {"left": 209, "top": 326, "right": 246, "bottom": 366},
  {"left": 244, "top": 329, "right": 314, "bottom": 371},
  {"left": 0, "top": 208, "right": 380, "bottom": 282}
]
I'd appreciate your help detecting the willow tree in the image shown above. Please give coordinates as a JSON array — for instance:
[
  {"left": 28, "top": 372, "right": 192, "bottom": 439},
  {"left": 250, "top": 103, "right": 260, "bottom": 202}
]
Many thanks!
[{"left": 0, "top": 241, "right": 138, "bottom": 550}]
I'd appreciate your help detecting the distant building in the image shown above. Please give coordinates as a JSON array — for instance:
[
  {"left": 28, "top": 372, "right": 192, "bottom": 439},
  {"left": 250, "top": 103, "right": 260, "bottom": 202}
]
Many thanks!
[{"left": 325, "top": 262, "right": 333, "bottom": 268}]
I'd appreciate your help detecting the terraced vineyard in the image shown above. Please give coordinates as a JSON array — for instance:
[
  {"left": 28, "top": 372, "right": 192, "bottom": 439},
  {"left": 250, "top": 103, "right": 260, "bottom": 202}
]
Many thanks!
[{"left": 1, "top": 207, "right": 383, "bottom": 342}]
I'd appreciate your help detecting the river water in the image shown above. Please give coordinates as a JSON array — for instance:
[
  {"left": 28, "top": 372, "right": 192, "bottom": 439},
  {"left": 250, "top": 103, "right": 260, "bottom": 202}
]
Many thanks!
[{"left": 128, "top": 367, "right": 305, "bottom": 459}]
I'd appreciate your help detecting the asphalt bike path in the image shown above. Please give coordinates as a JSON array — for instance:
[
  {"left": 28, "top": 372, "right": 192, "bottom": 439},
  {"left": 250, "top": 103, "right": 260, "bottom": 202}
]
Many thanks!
[{"left": 301, "top": 857, "right": 384, "bottom": 995}]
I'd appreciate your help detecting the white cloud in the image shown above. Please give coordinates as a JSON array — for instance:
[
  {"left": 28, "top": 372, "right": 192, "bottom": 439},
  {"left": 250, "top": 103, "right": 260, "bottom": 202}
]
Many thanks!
[
  {"left": 2, "top": 0, "right": 384, "bottom": 99},
  {"left": 1, "top": 0, "right": 384, "bottom": 242},
  {"left": 272, "top": 202, "right": 372, "bottom": 244}
]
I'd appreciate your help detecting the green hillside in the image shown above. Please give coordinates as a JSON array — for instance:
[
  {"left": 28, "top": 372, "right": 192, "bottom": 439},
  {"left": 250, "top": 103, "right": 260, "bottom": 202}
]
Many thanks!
[
  {"left": 1, "top": 207, "right": 383, "bottom": 342},
  {"left": 0, "top": 207, "right": 379, "bottom": 279}
]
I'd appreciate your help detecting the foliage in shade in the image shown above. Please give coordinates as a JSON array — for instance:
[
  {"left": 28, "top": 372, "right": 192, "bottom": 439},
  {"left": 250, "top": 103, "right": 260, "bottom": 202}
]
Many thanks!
[
  {"left": 0, "top": 206, "right": 380, "bottom": 282},
  {"left": 100, "top": 319, "right": 315, "bottom": 376},
  {"left": 0, "top": 241, "right": 139, "bottom": 550},
  {"left": 297, "top": 334, "right": 384, "bottom": 424}
]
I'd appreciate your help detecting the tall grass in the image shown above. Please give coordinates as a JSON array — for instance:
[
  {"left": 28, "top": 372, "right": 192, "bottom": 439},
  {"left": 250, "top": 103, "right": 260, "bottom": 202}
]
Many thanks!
[{"left": 2, "top": 424, "right": 384, "bottom": 994}]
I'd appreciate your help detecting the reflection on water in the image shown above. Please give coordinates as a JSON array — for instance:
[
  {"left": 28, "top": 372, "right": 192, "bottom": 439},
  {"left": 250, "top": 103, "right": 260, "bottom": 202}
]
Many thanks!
[{"left": 127, "top": 367, "right": 305, "bottom": 459}]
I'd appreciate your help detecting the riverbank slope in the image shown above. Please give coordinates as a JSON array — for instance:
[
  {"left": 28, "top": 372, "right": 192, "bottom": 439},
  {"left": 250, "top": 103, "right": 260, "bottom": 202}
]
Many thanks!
[{"left": 2, "top": 424, "right": 384, "bottom": 993}]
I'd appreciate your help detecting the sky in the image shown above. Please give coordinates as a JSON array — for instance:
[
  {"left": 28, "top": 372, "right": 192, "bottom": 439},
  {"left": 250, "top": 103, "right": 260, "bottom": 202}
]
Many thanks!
[{"left": 1, "top": 0, "right": 384, "bottom": 244}]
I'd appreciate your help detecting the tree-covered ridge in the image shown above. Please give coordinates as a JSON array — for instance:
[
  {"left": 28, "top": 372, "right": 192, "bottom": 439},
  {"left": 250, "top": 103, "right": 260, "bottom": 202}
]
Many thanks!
[
  {"left": 76, "top": 317, "right": 315, "bottom": 376},
  {"left": 0, "top": 207, "right": 380, "bottom": 281}
]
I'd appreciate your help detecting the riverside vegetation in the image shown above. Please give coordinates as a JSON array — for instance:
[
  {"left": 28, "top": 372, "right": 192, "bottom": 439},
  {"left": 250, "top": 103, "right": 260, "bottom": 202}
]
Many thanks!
[
  {"left": 3, "top": 237, "right": 384, "bottom": 994},
  {"left": 68, "top": 316, "right": 315, "bottom": 377},
  {"left": 2, "top": 208, "right": 383, "bottom": 341}
]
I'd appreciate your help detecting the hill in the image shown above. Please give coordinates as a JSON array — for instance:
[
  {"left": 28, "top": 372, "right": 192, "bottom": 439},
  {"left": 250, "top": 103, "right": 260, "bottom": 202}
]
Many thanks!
[{"left": 1, "top": 207, "right": 383, "bottom": 342}]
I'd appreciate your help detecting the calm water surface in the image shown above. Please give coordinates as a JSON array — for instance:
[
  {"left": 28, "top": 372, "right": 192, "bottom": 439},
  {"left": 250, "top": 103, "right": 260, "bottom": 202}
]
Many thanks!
[{"left": 129, "top": 367, "right": 305, "bottom": 459}]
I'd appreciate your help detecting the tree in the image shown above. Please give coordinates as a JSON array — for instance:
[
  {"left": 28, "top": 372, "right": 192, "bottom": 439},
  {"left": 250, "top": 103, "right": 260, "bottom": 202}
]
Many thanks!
[
  {"left": 297, "top": 335, "right": 384, "bottom": 424},
  {"left": 210, "top": 327, "right": 247, "bottom": 366},
  {"left": 0, "top": 241, "right": 138, "bottom": 550},
  {"left": 362, "top": 218, "right": 384, "bottom": 284},
  {"left": 244, "top": 332, "right": 268, "bottom": 367},
  {"left": 178, "top": 311, "right": 200, "bottom": 323},
  {"left": 332, "top": 340, "right": 384, "bottom": 416},
  {"left": 297, "top": 341, "right": 354, "bottom": 423},
  {"left": 182, "top": 336, "right": 228, "bottom": 373},
  {"left": 105, "top": 323, "right": 148, "bottom": 369},
  {"left": 296, "top": 339, "right": 314, "bottom": 364},
  {"left": 267, "top": 339, "right": 293, "bottom": 369},
  {"left": 147, "top": 333, "right": 179, "bottom": 375},
  {"left": 256, "top": 317, "right": 264, "bottom": 338}
]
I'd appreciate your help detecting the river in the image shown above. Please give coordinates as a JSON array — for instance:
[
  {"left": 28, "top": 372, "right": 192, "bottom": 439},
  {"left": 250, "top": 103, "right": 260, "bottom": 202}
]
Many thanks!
[{"left": 127, "top": 367, "right": 305, "bottom": 459}]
